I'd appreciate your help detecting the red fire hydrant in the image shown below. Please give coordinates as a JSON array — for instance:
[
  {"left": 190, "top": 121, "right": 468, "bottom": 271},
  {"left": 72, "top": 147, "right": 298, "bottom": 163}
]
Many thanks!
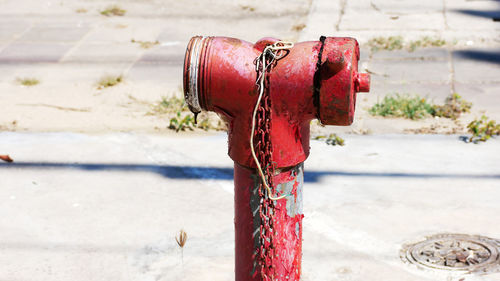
[{"left": 183, "top": 36, "right": 370, "bottom": 281}]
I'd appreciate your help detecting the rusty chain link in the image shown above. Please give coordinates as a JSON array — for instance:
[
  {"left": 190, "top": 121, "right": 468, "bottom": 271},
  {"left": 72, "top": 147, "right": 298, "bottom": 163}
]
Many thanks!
[
  {"left": 252, "top": 41, "right": 293, "bottom": 281},
  {"left": 250, "top": 41, "right": 293, "bottom": 201}
]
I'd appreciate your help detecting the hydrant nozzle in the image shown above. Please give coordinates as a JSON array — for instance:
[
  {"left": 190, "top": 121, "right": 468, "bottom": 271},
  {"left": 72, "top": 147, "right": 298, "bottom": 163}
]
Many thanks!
[{"left": 357, "top": 73, "right": 371, "bottom": 92}]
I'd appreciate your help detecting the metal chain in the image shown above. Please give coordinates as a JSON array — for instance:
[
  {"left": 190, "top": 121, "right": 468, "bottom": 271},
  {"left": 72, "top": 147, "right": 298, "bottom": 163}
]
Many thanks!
[
  {"left": 250, "top": 41, "right": 293, "bottom": 201},
  {"left": 252, "top": 41, "right": 293, "bottom": 281}
]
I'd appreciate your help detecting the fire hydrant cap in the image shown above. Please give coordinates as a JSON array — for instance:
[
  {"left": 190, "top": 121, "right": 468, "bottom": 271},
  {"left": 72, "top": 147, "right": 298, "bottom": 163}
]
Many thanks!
[{"left": 318, "top": 37, "right": 367, "bottom": 126}]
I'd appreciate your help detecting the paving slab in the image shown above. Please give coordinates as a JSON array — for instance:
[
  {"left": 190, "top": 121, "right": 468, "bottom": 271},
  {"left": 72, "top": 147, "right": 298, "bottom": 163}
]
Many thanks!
[
  {"left": 17, "top": 25, "right": 90, "bottom": 43},
  {"left": 0, "top": 132, "right": 499, "bottom": 281},
  {"left": 137, "top": 45, "right": 185, "bottom": 65},
  {"left": 363, "top": 82, "right": 452, "bottom": 101},
  {"left": 299, "top": 0, "right": 340, "bottom": 41},
  {"left": 83, "top": 20, "right": 164, "bottom": 44},
  {"left": 368, "top": 0, "right": 443, "bottom": 14},
  {"left": 455, "top": 82, "right": 500, "bottom": 120},
  {"left": 371, "top": 48, "right": 448, "bottom": 61},
  {"left": 341, "top": 10, "right": 445, "bottom": 32},
  {"left": 63, "top": 42, "right": 142, "bottom": 63},
  {"left": 453, "top": 48, "right": 500, "bottom": 83},
  {"left": 0, "top": 42, "right": 73, "bottom": 63},
  {"left": 369, "top": 59, "right": 451, "bottom": 84},
  {"left": 0, "top": 62, "right": 131, "bottom": 84},
  {"left": 0, "top": 24, "right": 30, "bottom": 43},
  {"left": 127, "top": 64, "right": 182, "bottom": 89}
]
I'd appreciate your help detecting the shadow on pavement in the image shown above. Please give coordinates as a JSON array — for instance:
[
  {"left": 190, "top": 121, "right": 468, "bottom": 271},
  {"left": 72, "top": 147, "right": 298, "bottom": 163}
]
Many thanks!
[
  {"left": 1, "top": 162, "right": 499, "bottom": 182},
  {"left": 457, "top": 9, "right": 500, "bottom": 19},
  {"left": 454, "top": 49, "right": 500, "bottom": 65},
  {"left": 455, "top": 0, "right": 500, "bottom": 21}
]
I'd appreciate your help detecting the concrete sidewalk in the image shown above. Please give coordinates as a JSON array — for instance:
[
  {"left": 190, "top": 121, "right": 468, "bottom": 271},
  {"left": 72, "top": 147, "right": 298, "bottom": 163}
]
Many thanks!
[
  {"left": 0, "top": 132, "right": 499, "bottom": 281},
  {"left": 0, "top": 0, "right": 498, "bottom": 133},
  {"left": 301, "top": 0, "right": 500, "bottom": 44}
]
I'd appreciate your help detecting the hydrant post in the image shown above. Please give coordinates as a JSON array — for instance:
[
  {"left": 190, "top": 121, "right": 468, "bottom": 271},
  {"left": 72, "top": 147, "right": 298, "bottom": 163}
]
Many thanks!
[
  {"left": 183, "top": 36, "right": 370, "bottom": 280},
  {"left": 235, "top": 163, "right": 304, "bottom": 280}
]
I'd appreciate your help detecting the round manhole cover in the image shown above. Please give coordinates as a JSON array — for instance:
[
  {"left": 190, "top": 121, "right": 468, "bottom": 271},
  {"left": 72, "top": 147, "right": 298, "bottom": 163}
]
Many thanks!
[{"left": 401, "top": 234, "right": 500, "bottom": 273}]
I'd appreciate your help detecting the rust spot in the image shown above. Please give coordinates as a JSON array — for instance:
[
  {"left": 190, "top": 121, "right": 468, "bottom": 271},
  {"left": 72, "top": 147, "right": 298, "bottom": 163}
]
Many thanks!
[{"left": 222, "top": 37, "right": 243, "bottom": 48}]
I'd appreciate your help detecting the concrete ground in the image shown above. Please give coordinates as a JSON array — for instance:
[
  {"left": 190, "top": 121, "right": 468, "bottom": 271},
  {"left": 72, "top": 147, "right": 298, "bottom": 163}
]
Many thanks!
[
  {"left": 1, "top": 0, "right": 500, "bottom": 280},
  {"left": 0, "top": 0, "right": 498, "bottom": 133},
  {"left": 0, "top": 132, "right": 499, "bottom": 281}
]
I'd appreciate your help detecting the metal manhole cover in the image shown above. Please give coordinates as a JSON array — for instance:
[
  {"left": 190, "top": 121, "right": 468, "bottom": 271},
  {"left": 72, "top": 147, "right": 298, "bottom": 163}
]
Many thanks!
[{"left": 401, "top": 234, "right": 500, "bottom": 273}]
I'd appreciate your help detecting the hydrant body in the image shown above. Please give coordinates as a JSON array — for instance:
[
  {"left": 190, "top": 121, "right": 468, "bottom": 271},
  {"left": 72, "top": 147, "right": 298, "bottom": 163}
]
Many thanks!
[{"left": 183, "top": 36, "right": 370, "bottom": 280}]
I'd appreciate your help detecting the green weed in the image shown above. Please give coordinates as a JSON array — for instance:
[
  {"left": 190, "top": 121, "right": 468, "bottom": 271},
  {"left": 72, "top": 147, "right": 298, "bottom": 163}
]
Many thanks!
[
  {"left": 314, "top": 134, "right": 345, "bottom": 146},
  {"left": 466, "top": 116, "right": 500, "bottom": 143},
  {"left": 369, "top": 94, "right": 434, "bottom": 120},
  {"left": 100, "top": 5, "right": 126, "bottom": 16},
  {"left": 97, "top": 75, "right": 122, "bottom": 89},
  {"left": 169, "top": 112, "right": 195, "bottom": 132},
  {"left": 16, "top": 77, "right": 40, "bottom": 86},
  {"left": 408, "top": 36, "right": 446, "bottom": 52},
  {"left": 433, "top": 93, "right": 472, "bottom": 120},
  {"left": 367, "top": 36, "right": 404, "bottom": 52},
  {"left": 240, "top": 5, "right": 255, "bottom": 12},
  {"left": 368, "top": 36, "right": 447, "bottom": 52},
  {"left": 150, "top": 96, "right": 225, "bottom": 132},
  {"left": 150, "top": 96, "right": 185, "bottom": 114}
]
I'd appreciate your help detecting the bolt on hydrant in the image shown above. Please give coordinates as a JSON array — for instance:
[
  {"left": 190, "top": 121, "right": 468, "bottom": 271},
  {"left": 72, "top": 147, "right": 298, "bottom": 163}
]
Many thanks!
[{"left": 183, "top": 36, "right": 370, "bottom": 281}]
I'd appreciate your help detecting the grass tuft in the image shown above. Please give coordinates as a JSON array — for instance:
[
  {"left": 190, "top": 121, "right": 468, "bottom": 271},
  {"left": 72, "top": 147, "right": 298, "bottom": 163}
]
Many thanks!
[
  {"left": 149, "top": 96, "right": 225, "bottom": 132},
  {"left": 150, "top": 96, "right": 184, "bottom": 115},
  {"left": 131, "top": 39, "right": 159, "bottom": 49},
  {"left": 369, "top": 94, "right": 434, "bottom": 120},
  {"left": 100, "top": 5, "right": 126, "bottom": 17},
  {"left": 368, "top": 36, "right": 447, "bottom": 52},
  {"left": 16, "top": 77, "right": 40, "bottom": 86},
  {"left": 97, "top": 75, "right": 122, "bottom": 89},
  {"left": 408, "top": 36, "right": 446, "bottom": 52},
  {"left": 240, "top": 5, "right": 255, "bottom": 12},
  {"left": 367, "top": 36, "right": 404, "bottom": 52}
]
